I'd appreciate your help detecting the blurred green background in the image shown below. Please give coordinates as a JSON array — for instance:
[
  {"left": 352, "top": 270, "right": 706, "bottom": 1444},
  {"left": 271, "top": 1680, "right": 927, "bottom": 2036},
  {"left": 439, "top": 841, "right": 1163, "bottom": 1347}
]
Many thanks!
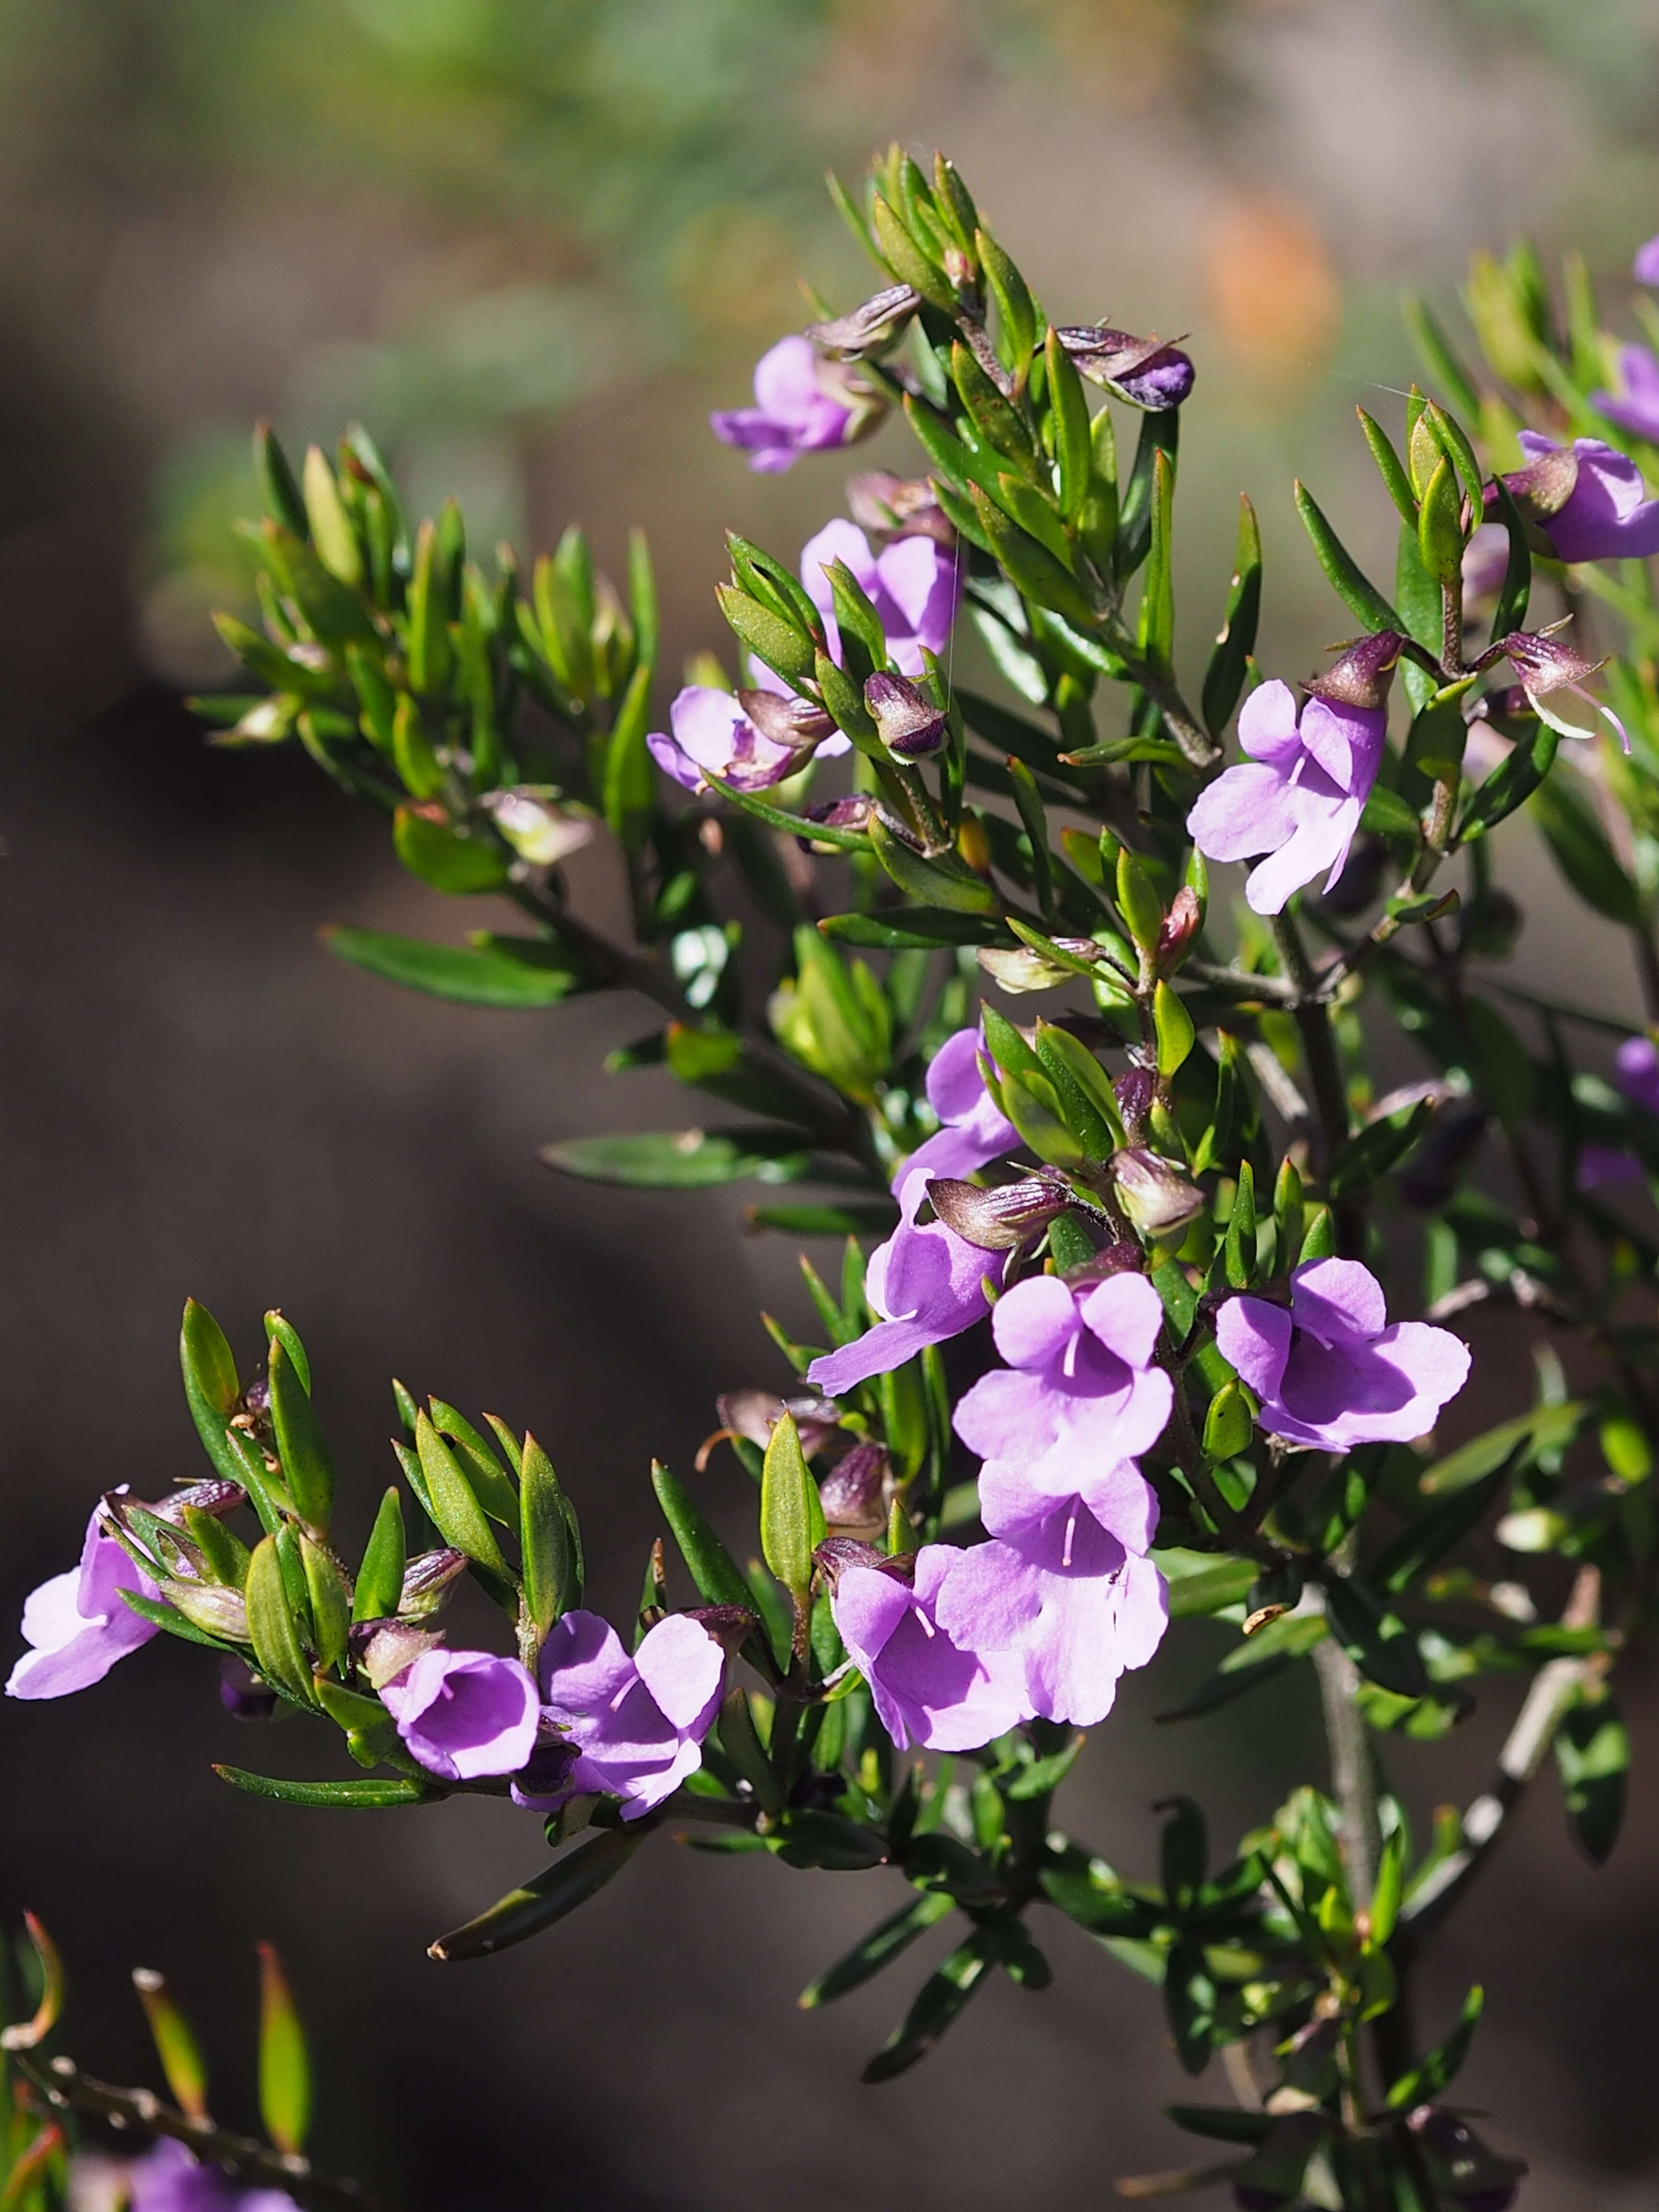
[{"left": 3, "top": 4, "right": 1659, "bottom": 2209}]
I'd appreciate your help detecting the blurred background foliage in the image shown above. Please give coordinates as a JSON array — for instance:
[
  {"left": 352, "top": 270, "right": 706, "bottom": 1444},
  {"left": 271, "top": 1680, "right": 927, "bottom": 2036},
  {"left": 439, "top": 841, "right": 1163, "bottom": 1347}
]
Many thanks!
[{"left": 3, "top": 4, "right": 1659, "bottom": 2210}]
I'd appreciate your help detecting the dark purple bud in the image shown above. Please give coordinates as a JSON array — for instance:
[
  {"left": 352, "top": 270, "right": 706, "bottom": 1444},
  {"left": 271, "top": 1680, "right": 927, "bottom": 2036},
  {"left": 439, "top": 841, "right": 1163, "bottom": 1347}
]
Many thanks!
[
  {"left": 1057, "top": 325, "right": 1195, "bottom": 410},
  {"left": 805, "top": 284, "right": 921, "bottom": 360},
  {"left": 926, "top": 1173, "right": 1075, "bottom": 1250},
  {"left": 845, "top": 471, "right": 955, "bottom": 546},
  {"left": 1114, "top": 1065, "right": 1156, "bottom": 1142},
  {"left": 682, "top": 1603, "right": 762, "bottom": 1654},
  {"left": 1491, "top": 626, "right": 1608, "bottom": 691},
  {"left": 797, "top": 793, "right": 875, "bottom": 854},
  {"left": 813, "top": 1536, "right": 906, "bottom": 1591},
  {"left": 1111, "top": 1147, "right": 1204, "bottom": 1239},
  {"left": 1310, "top": 830, "right": 1389, "bottom": 917},
  {"left": 864, "top": 672, "right": 946, "bottom": 757},
  {"left": 816, "top": 1441, "right": 889, "bottom": 1530},
  {"left": 734, "top": 687, "right": 836, "bottom": 750},
  {"left": 1302, "top": 629, "right": 1405, "bottom": 712},
  {"left": 398, "top": 1548, "right": 469, "bottom": 1619},
  {"left": 1060, "top": 1239, "right": 1146, "bottom": 1286},
  {"left": 1494, "top": 441, "right": 1580, "bottom": 520},
  {"left": 353, "top": 1621, "right": 442, "bottom": 1690},
  {"left": 1155, "top": 885, "right": 1202, "bottom": 974},
  {"left": 1399, "top": 1100, "right": 1488, "bottom": 1208},
  {"left": 219, "top": 1655, "right": 278, "bottom": 1721},
  {"left": 150, "top": 1479, "right": 247, "bottom": 1526}
]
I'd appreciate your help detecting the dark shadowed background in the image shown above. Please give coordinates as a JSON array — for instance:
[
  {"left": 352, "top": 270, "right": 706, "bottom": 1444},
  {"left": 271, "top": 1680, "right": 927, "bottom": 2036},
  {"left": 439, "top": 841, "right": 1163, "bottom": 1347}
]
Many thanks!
[{"left": 4, "top": 3, "right": 1659, "bottom": 2206}]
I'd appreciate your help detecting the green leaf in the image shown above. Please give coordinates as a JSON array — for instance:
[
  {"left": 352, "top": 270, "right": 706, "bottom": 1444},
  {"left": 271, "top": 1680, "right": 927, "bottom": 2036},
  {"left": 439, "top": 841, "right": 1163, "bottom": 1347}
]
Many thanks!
[
  {"left": 862, "top": 1934, "right": 994, "bottom": 2083},
  {"left": 427, "top": 1398, "right": 518, "bottom": 1524},
  {"left": 119, "top": 1588, "right": 240, "bottom": 1654},
  {"left": 428, "top": 1829, "right": 650, "bottom": 1961},
  {"left": 1416, "top": 455, "right": 1464, "bottom": 588},
  {"left": 1137, "top": 445, "right": 1176, "bottom": 682},
  {"left": 253, "top": 421, "right": 308, "bottom": 538},
  {"left": 761, "top": 1411, "right": 822, "bottom": 1598},
  {"left": 300, "top": 1533, "right": 350, "bottom": 1672},
  {"left": 968, "top": 485, "right": 1098, "bottom": 630},
  {"left": 818, "top": 908, "right": 1006, "bottom": 950},
  {"left": 703, "top": 775, "right": 869, "bottom": 852},
  {"left": 1327, "top": 1097, "right": 1432, "bottom": 1199},
  {"left": 1487, "top": 475, "right": 1531, "bottom": 641},
  {"left": 1419, "top": 1399, "right": 1583, "bottom": 1495},
  {"left": 540, "top": 1125, "right": 820, "bottom": 1189},
  {"left": 1163, "top": 1556, "right": 1258, "bottom": 1618},
  {"left": 256, "top": 1943, "right": 311, "bottom": 2156},
  {"left": 521, "top": 1432, "right": 576, "bottom": 1644},
  {"left": 1403, "top": 298, "right": 1481, "bottom": 420},
  {"left": 716, "top": 582, "right": 817, "bottom": 685},
  {"left": 1530, "top": 770, "right": 1642, "bottom": 927},
  {"left": 1556, "top": 1684, "right": 1627, "bottom": 1864},
  {"left": 267, "top": 1338, "right": 334, "bottom": 1535},
  {"left": 650, "top": 1459, "right": 755, "bottom": 1612},
  {"left": 243, "top": 1537, "right": 318, "bottom": 1705},
  {"left": 1030, "top": 1019, "right": 1124, "bottom": 1155},
  {"left": 1360, "top": 784, "right": 1422, "bottom": 839},
  {"left": 1323, "top": 1575, "right": 1428, "bottom": 1699},
  {"left": 212, "top": 1767, "right": 437, "bottom": 1807},
  {"left": 392, "top": 807, "right": 511, "bottom": 895},
  {"left": 800, "top": 1892, "right": 955, "bottom": 2008},
  {"left": 1356, "top": 409, "right": 1417, "bottom": 525},
  {"left": 1456, "top": 724, "right": 1558, "bottom": 844},
  {"left": 870, "top": 192, "right": 955, "bottom": 312},
  {"left": 352, "top": 1488, "right": 407, "bottom": 1623},
  {"left": 416, "top": 1412, "right": 513, "bottom": 1588},
  {"left": 979, "top": 228, "right": 1037, "bottom": 374},
  {"left": 1385, "top": 1984, "right": 1483, "bottom": 2108},
  {"left": 603, "top": 662, "right": 656, "bottom": 855},
  {"left": 769, "top": 1809, "right": 888, "bottom": 1870},
  {"left": 323, "top": 926, "right": 583, "bottom": 1008},
  {"left": 1293, "top": 481, "right": 1403, "bottom": 633},
  {"left": 1372, "top": 1462, "right": 1512, "bottom": 1594},
  {"left": 1202, "top": 495, "right": 1263, "bottom": 738},
  {"left": 1046, "top": 327, "right": 1093, "bottom": 522},
  {"left": 867, "top": 817, "right": 998, "bottom": 914}
]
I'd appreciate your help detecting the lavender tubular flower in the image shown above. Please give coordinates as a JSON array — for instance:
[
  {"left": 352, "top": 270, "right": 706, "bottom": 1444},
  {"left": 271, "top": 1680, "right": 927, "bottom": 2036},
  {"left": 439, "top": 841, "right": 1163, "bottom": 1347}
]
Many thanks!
[
  {"left": 952, "top": 1271, "right": 1174, "bottom": 1472},
  {"left": 6, "top": 1503, "right": 160, "bottom": 1700},
  {"left": 647, "top": 681, "right": 848, "bottom": 795},
  {"left": 523, "top": 1610, "right": 724, "bottom": 1819},
  {"left": 828, "top": 1547, "right": 1028, "bottom": 1752},
  {"left": 1186, "top": 677, "right": 1387, "bottom": 917},
  {"left": 709, "top": 336, "right": 881, "bottom": 474},
  {"left": 899, "top": 1023, "right": 1019, "bottom": 1190},
  {"left": 800, "top": 519, "right": 958, "bottom": 679},
  {"left": 380, "top": 1647, "right": 541, "bottom": 1782},
  {"left": 1499, "top": 433, "right": 1659, "bottom": 563},
  {"left": 1216, "top": 1257, "right": 1470, "bottom": 1452},
  {"left": 1615, "top": 1033, "right": 1659, "bottom": 1113},
  {"left": 1592, "top": 344, "right": 1659, "bottom": 445},
  {"left": 126, "top": 2141, "right": 298, "bottom": 2212}
]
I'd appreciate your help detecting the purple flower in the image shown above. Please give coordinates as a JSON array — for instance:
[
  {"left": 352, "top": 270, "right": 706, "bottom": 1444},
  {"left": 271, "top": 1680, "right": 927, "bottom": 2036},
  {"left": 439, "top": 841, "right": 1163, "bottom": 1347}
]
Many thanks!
[
  {"left": 829, "top": 1546, "right": 1028, "bottom": 1751},
  {"left": 1186, "top": 678, "right": 1386, "bottom": 917},
  {"left": 6, "top": 1503, "right": 159, "bottom": 1700},
  {"left": 953, "top": 1270, "right": 1174, "bottom": 1473},
  {"left": 1216, "top": 1257, "right": 1470, "bottom": 1453},
  {"left": 524, "top": 1610, "right": 724, "bottom": 1820},
  {"left": 125, "top": 2141, "right": 297, "bottom": 2212},
  {"left": 1593, "top": 345, "right": 1659, "bottom": 445},
  {"left": 805, "top": 1168, "right": 1009, "bottom": 1396},
  {"left": 1576, "top": 1142, "right": 1645, "bottom": 1192},
  {"left": 646, "top": 682, "right": 849, "bottom": 795},
  {"left": 1615, "top": 1033, "right": 1659, "bottom": 1115},
  {"left": 709, "top": 337, "right": 875, "bottom": 474},
  {"left": 380, "top": 1646, "right": 541, "bottom": 1783},
  {"left": 1504, "top": 433, "right": 1659, "bottom": 563},
  {"left": 800, "top": 519, "right": 959, "bottom": 679},
  {"left": 898, "top": 1023, "right": 1019, "bottom": 1191},
  {"left": 933, "top": 1464, "right": 1168, "bottom": 1727},
  {"left": 1635, "top": 234, "right": 1659, "bottom": 287}
]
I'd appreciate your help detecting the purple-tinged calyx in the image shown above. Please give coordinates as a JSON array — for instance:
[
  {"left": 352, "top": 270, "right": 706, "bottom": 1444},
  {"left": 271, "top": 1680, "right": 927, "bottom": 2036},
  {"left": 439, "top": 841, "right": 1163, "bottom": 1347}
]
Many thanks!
[
  {"left": 1111, "top": 1148, "right": 1204, "bottom": 1239},
  {"left": 816, "top": 1442, "right": 889, "bottom": 1531},
  {"left": 1155, "top": 885, "right": 1202, "bottom": 975},
  {"left": 398, "top": 1547, "right": 469, "bottom": 1618},
  {"left": 1486, "top": 624, "right": 1628, "bottom": 750},
  {"left": 864, "top": 671, "right": 946, "bottom": 757},
  {"left": 804, "top": 284, "right": 921, "bottom": 360},
  {"left": 1302, "top": 630, "right": 1406, "bottom": 713},
  {"left": 813, "top": 1535, "right": 896, "bottom": 1589},
  {"left": 353, "top": 1620, "right": 443, "bottom": 1689},
  {"left": 712, "top": 1389, "right": 841, "bottom": 1458},
  {"left": 1056, "top": 325, "right": 1195, "bottom": 410},
  {"left": 733, "top": 687, "right": 836, "bottom": 750},
  {"left": 846, "top": 471, "right": 955, "bottom": 546},
  {"left": 926, "top": 1172, "right": 1077, "bottom": 1251}
]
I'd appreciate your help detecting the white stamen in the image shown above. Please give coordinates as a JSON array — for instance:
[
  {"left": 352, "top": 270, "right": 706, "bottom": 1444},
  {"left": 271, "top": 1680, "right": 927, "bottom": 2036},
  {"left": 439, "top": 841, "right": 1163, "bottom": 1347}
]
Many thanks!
[{"left": 1063, "top": 1503, "right": 1079, "bottom": 1571}]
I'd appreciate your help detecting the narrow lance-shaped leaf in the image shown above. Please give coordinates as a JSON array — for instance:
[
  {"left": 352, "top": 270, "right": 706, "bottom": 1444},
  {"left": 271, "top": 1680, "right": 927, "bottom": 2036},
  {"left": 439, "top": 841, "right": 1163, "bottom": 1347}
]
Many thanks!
[
  {"left": 267, "top": 1337, "right": 334, "bottom": 1536},
  {"left": 650, "top": 1460, "right": 755, "bottom": 1612},
  {"left": 256, "top": 1944, "right": 311, "bottom": 2156},
  {"left": 415, "top": 1411, "right": 514, "bottom": 1592},
  {"left": 1556, "top": 1683, "right": 1628, "bottom": 1865},
  {"left": 1137, "top": 445, "right": 1176, "bottom": 682},
  {"left": 800, "top": 1892, "right": 956, "bottom": 2008},
  {"left": 1385, "top": 1985, "right": 1484, "bottom": 2108},
  {"left": 761, "top": 1412, "right": 824, "bottom": 1599},
  {"left": 213, "top": 1767, "right": 435, "bottom": 1807},
  {"left": 323, "top": 926, "right": 584, "bottom": 1009},
  {"left": 1293, "top": 481, "right": 1403, "bottom": 635},
  {"left": 244, "top": 1536, "right": 317, "bottom": 1707},
  {"left": 1202, "top": 495, "right": 1262, "bottom": 739},
  {"left": 520, "top": 1432, "right": 574, "bottom": 1647},
  {"left": 131, "top": 1971, "right": 209, "bottom": 2120},
  {"left": 352, "top": 1488, "right": 407, "bottom": 1623},
  {"left": 428, "top": 1830, "right": 650, "bottom": 1962},
  {"left": 862, "top": 1933, "right": 995, "bottom": 2083}
]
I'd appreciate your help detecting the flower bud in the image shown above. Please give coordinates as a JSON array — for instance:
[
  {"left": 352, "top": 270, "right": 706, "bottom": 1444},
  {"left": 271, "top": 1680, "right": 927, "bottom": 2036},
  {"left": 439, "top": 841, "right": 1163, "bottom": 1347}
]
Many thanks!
[
  {"left": 158, "top": 1579, "right": 249, "bottom": 1641},
  {"left": 481, "top": 791, "right": 594, "bottom": 867},
  {"left": 1111, "top": 1147, "right": 1204, "bottom": 1240},
  {"left": 1302, "top": 629, "right": 1405, "bottom": 712},
  {"left": 816, "top": 1442, "right": 889, "bottom": 1531},
  {"left": 1056, "top": 325, "right": 1195, "bottom": 410},
  {"left": 805, "top": 284, "right": 921, "bottom": 360},
  {"left": 353, "top": 1621, "right": 442, "bottom": 1690},
  {"left": 714, "top": 1390, "right": 841, "bottom": 1457},
  {"left": 1114, "top": 1065, "right": 1156, "bottom": 1142},
  {"left": 845, "top": 472, "right": 954, "bottom": 546},
  {"left": 1155, "top": 886, "right": 1202, "bottom": 975},
  {"left": 150, "top": 1479, "right": 247, "bottom": 1526},
  {"left": 682, "top": 1603, "right": 763, "bottom": 1654},
  {"left": 864, "top": 672, "right": 946, "bottom": 757},
  {"left": 734, "top": 688, "right": 837, "bottom": 750},
  {"left": 926, "top": 1173, "right": 1076, "bottom": 1250},
  {"left": 398, "top": 1548, "right": 469, "bottom": 1619},
  {"left": 976, "top": 944, "right": 1081, "bottom": 993}
]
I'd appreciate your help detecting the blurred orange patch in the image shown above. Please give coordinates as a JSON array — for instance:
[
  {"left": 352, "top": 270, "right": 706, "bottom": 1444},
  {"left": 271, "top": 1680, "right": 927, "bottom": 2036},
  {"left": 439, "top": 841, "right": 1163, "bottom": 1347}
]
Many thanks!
[{"left": 1202, "top": 195, "right": 1341, "bottom": 389}]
